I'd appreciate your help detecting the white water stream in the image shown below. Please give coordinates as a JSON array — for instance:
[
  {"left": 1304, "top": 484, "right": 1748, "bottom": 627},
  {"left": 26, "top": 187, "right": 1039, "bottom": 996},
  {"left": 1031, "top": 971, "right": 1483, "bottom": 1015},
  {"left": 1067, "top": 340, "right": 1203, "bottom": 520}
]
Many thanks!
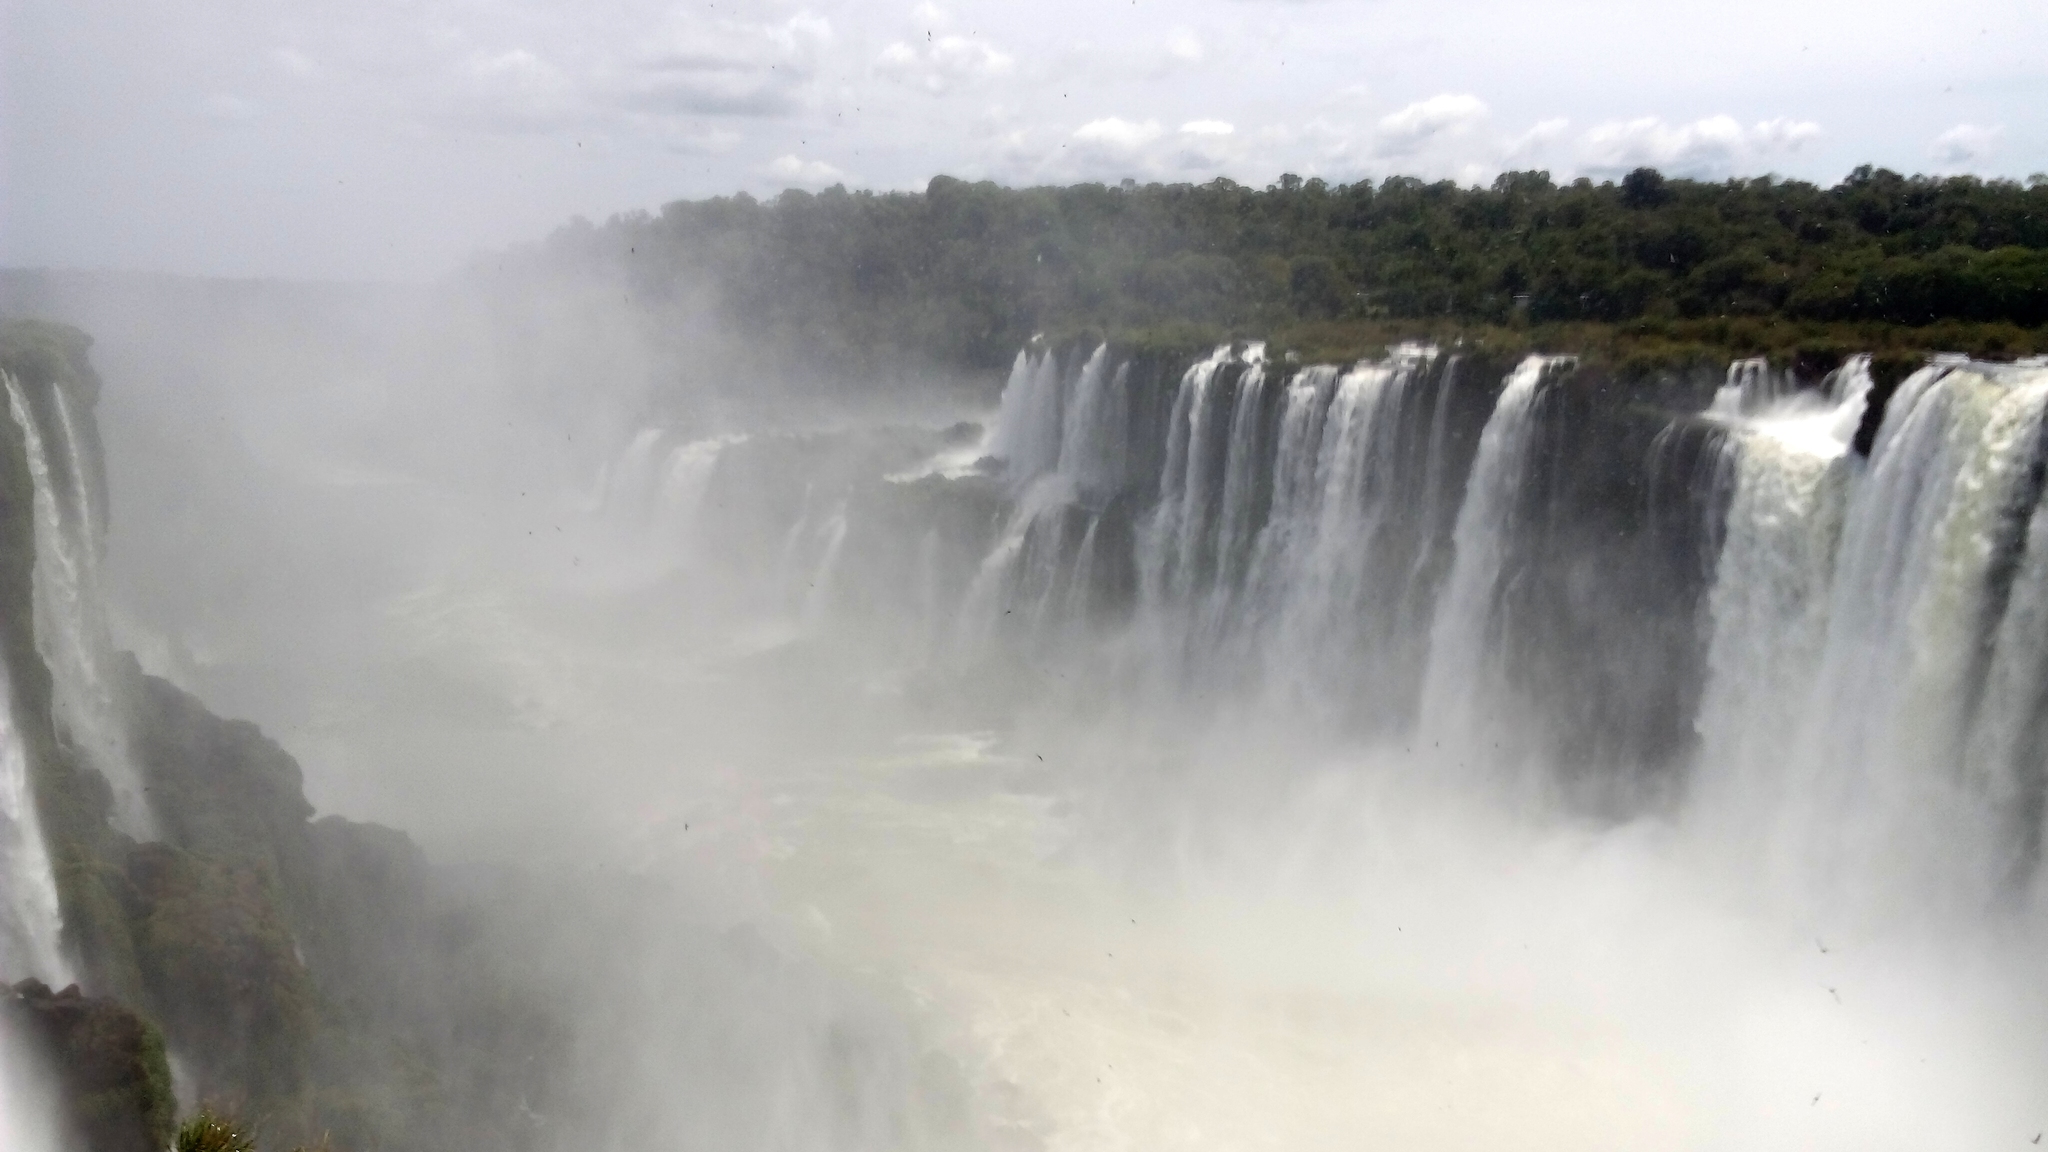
[{"left": 4, "top": 371, "right": 150, "bottom": 837}]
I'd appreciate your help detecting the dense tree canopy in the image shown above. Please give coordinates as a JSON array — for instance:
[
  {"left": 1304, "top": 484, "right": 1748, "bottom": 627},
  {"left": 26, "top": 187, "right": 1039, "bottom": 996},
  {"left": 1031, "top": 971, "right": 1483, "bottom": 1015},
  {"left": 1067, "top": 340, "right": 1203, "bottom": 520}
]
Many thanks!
[{"left": 509, "top": 167, "right": 2048, "bottom": 371}]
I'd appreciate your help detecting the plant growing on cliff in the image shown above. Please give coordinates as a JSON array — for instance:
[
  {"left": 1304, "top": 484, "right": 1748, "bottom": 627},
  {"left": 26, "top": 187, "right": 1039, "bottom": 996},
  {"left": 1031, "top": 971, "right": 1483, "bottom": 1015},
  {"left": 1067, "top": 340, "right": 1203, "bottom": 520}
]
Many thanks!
[
  {"left": 175, "top": 1106, "right": 342, "bottom": 1152},
  {"left": 175, "top": 1110, "right": 255, "bottom": 1152}
]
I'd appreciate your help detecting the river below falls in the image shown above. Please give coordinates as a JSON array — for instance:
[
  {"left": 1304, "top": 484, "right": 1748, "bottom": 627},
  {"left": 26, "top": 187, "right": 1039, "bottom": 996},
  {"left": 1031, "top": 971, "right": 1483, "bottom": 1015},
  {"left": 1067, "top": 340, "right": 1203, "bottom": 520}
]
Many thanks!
[
  {"left": 621, "top": 685, "right": 2036, "bottom": 1152},
  {"left": 115, "top": 503, "right": 2048, "bottom": 1152}
]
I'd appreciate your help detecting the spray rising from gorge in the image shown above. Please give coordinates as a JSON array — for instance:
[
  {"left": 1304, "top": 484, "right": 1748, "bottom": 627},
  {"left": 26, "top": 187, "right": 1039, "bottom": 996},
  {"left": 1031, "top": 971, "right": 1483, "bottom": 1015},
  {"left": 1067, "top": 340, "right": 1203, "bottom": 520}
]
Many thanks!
[
  {"left": 969, "top": 339, "right": 2048, "bottom": 914},
  {"left": 3, "top": 206, "right": 2048, "bottom": 1148}
]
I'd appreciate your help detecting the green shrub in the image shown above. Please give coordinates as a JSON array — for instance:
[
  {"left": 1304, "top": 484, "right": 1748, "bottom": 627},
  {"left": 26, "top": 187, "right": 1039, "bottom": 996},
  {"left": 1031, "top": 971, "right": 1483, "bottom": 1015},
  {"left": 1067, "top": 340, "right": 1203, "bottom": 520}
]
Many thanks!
[{"left": 175, "top": 1110, "right": 255, "bottom": 1152}]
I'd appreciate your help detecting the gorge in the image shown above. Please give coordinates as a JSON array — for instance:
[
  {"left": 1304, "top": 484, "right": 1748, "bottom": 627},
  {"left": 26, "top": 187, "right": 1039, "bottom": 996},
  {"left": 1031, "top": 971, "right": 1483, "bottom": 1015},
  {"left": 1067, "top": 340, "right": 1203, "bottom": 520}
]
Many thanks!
[{"left": 1, "top": 168, "right": 2047, "bottom": 1148}]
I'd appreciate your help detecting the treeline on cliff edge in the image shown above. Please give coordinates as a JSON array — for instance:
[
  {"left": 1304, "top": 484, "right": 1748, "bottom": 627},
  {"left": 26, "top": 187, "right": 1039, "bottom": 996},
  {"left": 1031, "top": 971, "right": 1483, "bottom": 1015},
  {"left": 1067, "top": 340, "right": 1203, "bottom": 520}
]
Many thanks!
[{"left": 511, "top": 165, "right": 2048, "bottom": 371}]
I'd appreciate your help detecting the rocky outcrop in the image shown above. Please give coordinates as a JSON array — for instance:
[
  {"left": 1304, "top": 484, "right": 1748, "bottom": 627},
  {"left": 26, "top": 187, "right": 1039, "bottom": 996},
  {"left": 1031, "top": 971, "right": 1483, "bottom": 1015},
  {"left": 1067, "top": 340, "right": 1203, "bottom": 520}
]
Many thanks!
[
  {"left": 1, "top": 318, "right": 564, "bottom": 1150},
  {"left": 123, "top": 842, "right": 316, "bottom": 1109},
  {"left": 119, "top": 659, "right": 564, "bottom": 1151},
  {"left": 1, "top": 978, "right": 175, "bottom": 1152}
]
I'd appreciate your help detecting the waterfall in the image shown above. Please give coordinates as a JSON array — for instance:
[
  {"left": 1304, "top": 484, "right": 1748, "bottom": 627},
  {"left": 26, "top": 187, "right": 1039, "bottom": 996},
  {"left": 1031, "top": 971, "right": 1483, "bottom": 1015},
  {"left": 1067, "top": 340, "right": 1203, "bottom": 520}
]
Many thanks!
[
  {"left": 1693, "top": 357, "right": 2048, "bottom": 913},
  {"left": 1252, "top": 347, "right": 1448, "bottom": 722},
  {"left": 1055, "top": 346, "right": 1127, "bottom": 497},
  {"left": 766, "top": 479, "right": 858, "bottom": 637},
  {"left": 595, "top": 430, "right": 731, "bottom": 571},
  {"left": 1416, "top": 354, "right": 1574, "bottom": 753},
  {"left": 1240, "top": 362, "right": 1348, "bottom": 689},
  {"left": 0, "top": 1023, "right": 63, "bottom": 1152},
  {"left": 799, "top": 502, "right": 851, "bottom": 632},
  {"left": 1710, "top": 355, "right": 1804, "bottom": 417},
  {"left": 990, "top": 347, "right": 1066, "bottom": 485},
  {"left": 4, "top": 372, "right": 150, "bottom": 837},
  {"left": 659, "top": 439, "right": 725, "bottom": 531},
  {"left": 0, "top": 660, "right": 67, "bottom": 987},
  {"left": 1139, "top": 343, "right": 1270, "bottom": 679},
  {"left": 1205, "top": 353, "right": 1273, "bottom": 601},
  {"left": 1140, "top": 344, "right": 1244, "bottom": 610},
  {"left": 971, "top": 341, "right": 1499, "bottom": 727},
  {"left": 1689, "top": 363, "right": 1869, "bottom": 867},
  {"left": 1805, "top": 360, "right": 2048, "bottom": 908},
  {"left": 49, "top": 387, "right": 105, "bottom": 556},
  {"left": 957, "top": 473, "right": 1087, "bottom": 654},
  {"left": 599, "top": 428, "right": 668, "bottom": 523},
  {"left": 955, "top": 335, "right": 2048, "bottom": 903},
  {"left": 1962, "top": 489, "right": 2048, "bottom": 888},
  {"left": 0, "top": 370, "right": 79, "bottom": 1152}
]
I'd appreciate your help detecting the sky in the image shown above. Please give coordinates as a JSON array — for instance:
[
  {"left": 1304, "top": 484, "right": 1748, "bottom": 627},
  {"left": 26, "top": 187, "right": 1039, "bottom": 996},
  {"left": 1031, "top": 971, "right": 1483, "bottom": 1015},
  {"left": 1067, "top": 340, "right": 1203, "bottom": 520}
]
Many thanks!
[{"left": 1, "top": 0, "right": 2043, "bottom": 281}]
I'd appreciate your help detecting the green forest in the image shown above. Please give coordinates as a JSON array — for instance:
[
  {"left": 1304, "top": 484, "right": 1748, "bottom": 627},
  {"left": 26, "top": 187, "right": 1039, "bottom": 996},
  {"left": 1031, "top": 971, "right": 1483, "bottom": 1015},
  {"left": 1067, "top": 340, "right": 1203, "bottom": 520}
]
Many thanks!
[{"left": 511, "top": 166, "right": 2048, "bottom": 374}]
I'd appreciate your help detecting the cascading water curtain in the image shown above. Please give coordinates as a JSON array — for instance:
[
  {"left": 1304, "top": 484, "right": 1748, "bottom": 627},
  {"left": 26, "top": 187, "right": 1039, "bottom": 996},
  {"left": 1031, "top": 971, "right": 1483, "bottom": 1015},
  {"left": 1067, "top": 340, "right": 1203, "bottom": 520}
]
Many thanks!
[{"left": 1693, "top": 358, "right": 2048, "bottom": 919}]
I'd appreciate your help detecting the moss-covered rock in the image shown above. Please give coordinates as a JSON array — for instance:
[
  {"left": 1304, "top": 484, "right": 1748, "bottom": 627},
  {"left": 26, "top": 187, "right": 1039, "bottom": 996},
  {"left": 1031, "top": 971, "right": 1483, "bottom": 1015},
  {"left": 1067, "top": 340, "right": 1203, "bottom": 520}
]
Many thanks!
[
  {"left": 123, "top": 661, "right": 316, "bottom": 906},
  {"left": 0, "top": 318, "right": 102, "bottom": 407},
  {"left": 121, "top": 842, "right": 316, "bottom": 1109},
  {"left": 2, "top": 977, "right": 176, "bottom": 1152}
]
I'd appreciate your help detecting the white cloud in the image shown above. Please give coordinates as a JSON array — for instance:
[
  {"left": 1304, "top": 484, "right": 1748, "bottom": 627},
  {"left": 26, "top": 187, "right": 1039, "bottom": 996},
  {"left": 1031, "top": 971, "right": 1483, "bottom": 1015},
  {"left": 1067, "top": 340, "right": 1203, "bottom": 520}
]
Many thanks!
[
  {"left": 1013, "top": 117, "right": 1179, "bottom": 182},
  {"left": 1581, "top": 115, "right": 1740, "bottom": 174},
  {"left": 1376, "top": 93, "right": 1488, "bottom": 156},
  {"left": 1162, "top": 120, "right": 1241, "bottom": 173},
  {"left": 990, "top": 128, "right": 1039, "bottom": 172},
  {"left": 1166, "top": 29, "right": 1206, "bottom": 63},
  {"left": 876, "top": 34, "right": 1014, "bottom": 94},
  {"left": 1752, "top": 117, "right": 1822, "bottom": 151},
  {"left": 765, "top": 154, "right": 849, "bottom": 186},
  {"left": 1503, "top": 117, "right": 1569, "bottom": 162},
  {"left": 1245, "top": 117, "right": 1370, "bottom": 178},
  {"left": 1579, "top": 115, "right": 1820, "bottom": 177},
  {"left": 1930, "top": 123, "right": 2003, "bottom": 167},
  {"left": 1073, "top": 117, "right": 1164, "bottom": 150}
]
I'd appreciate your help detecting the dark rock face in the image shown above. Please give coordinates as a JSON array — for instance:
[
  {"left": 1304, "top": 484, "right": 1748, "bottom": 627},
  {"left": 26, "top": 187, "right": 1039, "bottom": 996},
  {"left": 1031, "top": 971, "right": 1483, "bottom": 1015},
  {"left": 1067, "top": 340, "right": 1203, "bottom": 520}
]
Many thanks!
[
  {"left": 1, "top": 978, "right": 176, "bottom": 1152},
  {"left": 0, "top": 318, "right": 571, "bottom": 1150},
  {"left": 121, "top": 842, "right": 316, "bottom": 1109},
  {"left": 118, "top": 661, "right": 566, "bottom": 1152},
  {"left": 126, "top": 665, "right": 317, "bottom": 893},
  {"left": 1490, "top": 362, "right": 1730, "bottom": 802}
]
